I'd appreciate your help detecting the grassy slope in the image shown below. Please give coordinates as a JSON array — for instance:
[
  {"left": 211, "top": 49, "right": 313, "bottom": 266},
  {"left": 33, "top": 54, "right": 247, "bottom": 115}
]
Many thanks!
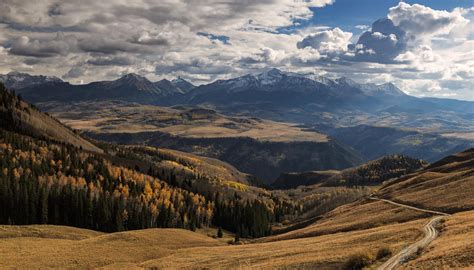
[
  {"left": 377, "top": 148, "right": 474, "bottom": 213},
  {"left": 2, "top": 149, "right": 474, "bottom": 269},
  {"left": 0, "top": 220, "right": 425, "bottom": 269},
  {"left": 401, "top": 210, "right": 474, "bottom": 269},
  {"left": 261, "top": 199, "right": 428, "bottom": 242},
  {"left": 0, "top": 226, "right": 223, "bottom": 269},
  {"left": 0, "top": 92, "right": 102, "bottom": 153}
]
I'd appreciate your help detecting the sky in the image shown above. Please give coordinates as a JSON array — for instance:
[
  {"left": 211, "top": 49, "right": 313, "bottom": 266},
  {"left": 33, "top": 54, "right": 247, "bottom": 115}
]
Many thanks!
[{"left": 0, "top": 0, "right": 473, "bottom": 100}]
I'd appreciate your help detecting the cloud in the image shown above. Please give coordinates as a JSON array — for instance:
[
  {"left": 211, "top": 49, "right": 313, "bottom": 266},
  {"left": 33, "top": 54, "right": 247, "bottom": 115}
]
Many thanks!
[
  {"left": 129, "top": 31, "right": 169, "bottom": 46},
  {"left": 355, "top": 25, "right": 370, "bottom": 30},
  {"left": 0, "top": 1, "right": 472, "bottom": 100},
  {"left": 349, "top": 18, "right": 407, "bottom": 63},
  {"left": 388, "top": 2, "right": 469, "bottom": 38},
  {"left": 87, "top": 55, "right": 136, "bottom": 66},
  {"left": 9, "top": 33, "right": 75, "bottom": 57},
  {"left": 297, "top": 28, "right": 352, "bottom": 53},
  {"left": 63, "top": 66, "right": 87, "bottom": 79}
]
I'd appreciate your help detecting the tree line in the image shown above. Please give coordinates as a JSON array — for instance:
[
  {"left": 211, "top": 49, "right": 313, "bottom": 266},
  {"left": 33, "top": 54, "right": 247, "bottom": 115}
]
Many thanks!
[{"left": 0, "top": 129, "right": 212, "bottom": 232}]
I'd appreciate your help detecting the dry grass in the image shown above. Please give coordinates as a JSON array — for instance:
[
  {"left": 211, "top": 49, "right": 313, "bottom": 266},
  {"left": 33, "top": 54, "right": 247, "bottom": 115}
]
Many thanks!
[
  {"left": 0, "top": 220, "right": 426, "bottom": 269},
  {"left": 0, "top": 227, "right": 223, "bottom": 269},
  {"left": 141, "top": 220, "right": 425, "bottom": 270},
  {"left": 377, "top": 149, "right": 474, "bottom": 212},
  {"left": 262, "top": 199, "right": 429, "bottom": 242},
  {"left": 401, "top": 210, "right": 474, "bottom": 269}
]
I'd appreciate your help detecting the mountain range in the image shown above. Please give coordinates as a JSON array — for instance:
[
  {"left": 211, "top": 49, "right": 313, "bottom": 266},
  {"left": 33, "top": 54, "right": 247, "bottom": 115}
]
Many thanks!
[
  {"left": 0, "top": 72, "right": 195, "bottom": 103},
  {"left": 3, "top": 69, "right": 472, "bottom": 131}
]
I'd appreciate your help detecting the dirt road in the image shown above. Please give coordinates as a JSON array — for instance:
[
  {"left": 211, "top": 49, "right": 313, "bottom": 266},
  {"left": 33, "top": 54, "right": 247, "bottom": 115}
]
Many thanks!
[{"left": 369, "top": 197, "right": 449, "bottom": 270}]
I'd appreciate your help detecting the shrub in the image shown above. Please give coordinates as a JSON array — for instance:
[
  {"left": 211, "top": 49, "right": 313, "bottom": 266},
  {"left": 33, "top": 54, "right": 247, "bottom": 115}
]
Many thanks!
[
  {"left": 376, "top": 247, "right": 392, "bottom": 260},
  {"left": 343, "top": 254, "right": 371, "bottom": 270}
]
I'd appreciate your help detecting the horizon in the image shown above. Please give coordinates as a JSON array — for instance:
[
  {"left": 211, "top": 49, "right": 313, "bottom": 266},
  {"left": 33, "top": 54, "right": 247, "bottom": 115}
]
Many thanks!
[{"left": 2, "top": 68, "right": 474, "bottom": 102}]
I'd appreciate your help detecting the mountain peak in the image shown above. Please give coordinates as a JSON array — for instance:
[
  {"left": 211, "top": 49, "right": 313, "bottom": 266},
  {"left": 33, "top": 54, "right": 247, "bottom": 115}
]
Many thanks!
[
  {"left": 172, "top": 76, "right": 187, "bottom": 83},
  {"left": 7, "top": 71, "right": 22, "bottom": 76},
  {"left": 266, "top": 68, "right": 284, "bottom": 75},
  {"left": 335, "top": 76, "right": 358, "bottom": 86},
  {"left": 119, "top": 73, "right": 147, "bottom": 81},
  {"left": 171, "top": 77, "right": 195, "bottom": 93}
]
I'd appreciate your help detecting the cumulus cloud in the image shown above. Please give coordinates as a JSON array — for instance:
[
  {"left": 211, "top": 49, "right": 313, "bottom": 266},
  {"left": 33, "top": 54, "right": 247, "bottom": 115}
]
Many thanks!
[
  {"left": 349, "top": 18, "right": 407, "bottom": 63},
  {"left": 297, "top": 28, "right": 352, "bottom": 53},
  {"left": 388, "top": 2, "right": 469, "bottom": 38}
]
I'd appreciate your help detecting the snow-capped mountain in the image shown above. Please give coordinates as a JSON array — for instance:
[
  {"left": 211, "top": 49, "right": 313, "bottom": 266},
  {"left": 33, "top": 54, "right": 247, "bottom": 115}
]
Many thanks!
[
  {"left": 0, "top": 71, "right": 62, "bottom": 90},
  {"left": 187, "top": 68, "right": 406, "bottom": 101}
]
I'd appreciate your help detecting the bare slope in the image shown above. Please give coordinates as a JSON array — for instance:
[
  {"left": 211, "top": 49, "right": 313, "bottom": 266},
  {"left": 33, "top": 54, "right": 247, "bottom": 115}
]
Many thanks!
[{"left": 264, "top": 148, "right": 474, "bottom": 242}]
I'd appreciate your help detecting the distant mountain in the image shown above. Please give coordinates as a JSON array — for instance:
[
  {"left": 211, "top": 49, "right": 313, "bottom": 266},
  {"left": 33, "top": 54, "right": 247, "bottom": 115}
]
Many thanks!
[
  {"left": 0, "top": 71, "right": 62, "bottom": 90},
  {"left": 171, "top": 77, "right": 196, "bottom": 93},
  {"left": 4, "top": 69, "right": 473, "bottom": 132},
  {"left": 5, "top": 72, "right": 195, "bottom": 103},
  {"left": 185, "top": 68, "right": 408, "bottom": 110}
]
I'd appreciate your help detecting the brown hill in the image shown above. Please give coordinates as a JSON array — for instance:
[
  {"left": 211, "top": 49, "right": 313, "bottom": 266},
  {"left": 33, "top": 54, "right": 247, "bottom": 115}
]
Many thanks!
[
  {"left": 264, "top": 148, "right": 474, "bottom": 242},
  {"left": 273, "top": 154, "right": 426, "bottom": 189},
  {"left": 0, "top": 83, "right": 102, "bottom": 153},
  {"left": 376, "top": 148, "right": 474, "bottom": 213}
]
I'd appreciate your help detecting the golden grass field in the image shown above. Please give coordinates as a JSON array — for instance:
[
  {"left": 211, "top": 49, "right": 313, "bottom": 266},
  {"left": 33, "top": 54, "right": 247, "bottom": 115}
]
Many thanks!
[{"left": 0, "top": 219, "right": 425, "bottom": 269}]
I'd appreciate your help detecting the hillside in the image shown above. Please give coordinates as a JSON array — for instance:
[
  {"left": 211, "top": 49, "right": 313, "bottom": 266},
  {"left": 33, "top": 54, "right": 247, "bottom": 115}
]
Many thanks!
[
  {"left": 0, "top": 83, "right": 102, "bottom": 153},
  {"left": 273, "top": 154, "right": 427, "bottom": 189},
  {"left": 376, "top": 148, "right": 474, "bottom": 213},
  {"left": 0, "top": 220, "right": 426, "bottom": 269},
  {"left": 265, "top": 148, "right": 474, "bottom": 243}
]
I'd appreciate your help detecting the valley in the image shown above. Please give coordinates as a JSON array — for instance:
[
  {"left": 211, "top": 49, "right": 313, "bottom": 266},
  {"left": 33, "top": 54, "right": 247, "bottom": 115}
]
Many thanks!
[
  {"left": 1, "top": 69, "right": 473, "bottom": 269},
  {"left": 1, "top": 1, "right": 473, "bottom": 269},
  {"left": 38, "top": 100, "right": 361, "bottom": 183}
]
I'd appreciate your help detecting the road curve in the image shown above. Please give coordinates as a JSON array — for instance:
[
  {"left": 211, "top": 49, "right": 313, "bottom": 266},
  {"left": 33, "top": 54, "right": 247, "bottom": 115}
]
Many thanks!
[{"left": 369, "top": 197, "right": 450, "bottom": 270}]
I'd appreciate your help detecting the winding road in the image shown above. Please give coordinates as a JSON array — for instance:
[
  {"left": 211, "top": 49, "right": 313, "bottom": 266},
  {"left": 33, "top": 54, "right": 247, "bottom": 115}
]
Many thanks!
[{"left": 368, "top": 197, "right": 450, "bottom": 270}]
